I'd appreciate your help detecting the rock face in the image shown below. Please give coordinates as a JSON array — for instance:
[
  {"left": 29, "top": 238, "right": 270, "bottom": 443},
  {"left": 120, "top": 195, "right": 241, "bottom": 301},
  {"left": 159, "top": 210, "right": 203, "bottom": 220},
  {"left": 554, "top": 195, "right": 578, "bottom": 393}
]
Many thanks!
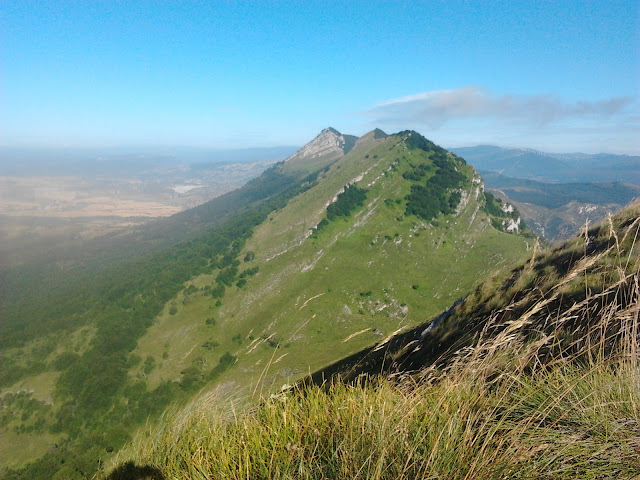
[
  {"left": 283, "top": 127, "right": 358, "bottom": 174},
  {"left": 286, "top": 127, "right": 349, "bottom": 163}
]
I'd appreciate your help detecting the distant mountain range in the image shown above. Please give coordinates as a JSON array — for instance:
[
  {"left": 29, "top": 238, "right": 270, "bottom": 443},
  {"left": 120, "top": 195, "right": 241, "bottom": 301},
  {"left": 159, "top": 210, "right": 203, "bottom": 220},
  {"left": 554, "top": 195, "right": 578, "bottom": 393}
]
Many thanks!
[
  {"left": 478, "top": 172, "right": 640, "bottom": 241},
  {"left": 450, "top": 145, "right": 640, "bottom": 185},
  {"left": 449, "top": 145, "right": 640, "bottom": 241}
]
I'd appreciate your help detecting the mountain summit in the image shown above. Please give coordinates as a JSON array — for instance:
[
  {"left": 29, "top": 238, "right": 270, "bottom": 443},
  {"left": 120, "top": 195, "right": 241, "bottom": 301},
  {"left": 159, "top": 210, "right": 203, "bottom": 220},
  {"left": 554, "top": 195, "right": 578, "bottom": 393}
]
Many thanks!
[{"left": 283, "top": 127, "right": 358, "bottom": 173}]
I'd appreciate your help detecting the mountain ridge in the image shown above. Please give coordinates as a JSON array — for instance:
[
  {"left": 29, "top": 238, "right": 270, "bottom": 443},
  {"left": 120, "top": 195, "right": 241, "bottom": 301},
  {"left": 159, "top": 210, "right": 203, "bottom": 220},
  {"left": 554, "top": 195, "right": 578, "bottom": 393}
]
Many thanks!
[{"left": 1, "top": 128, "right": 532, "bottom": 479}]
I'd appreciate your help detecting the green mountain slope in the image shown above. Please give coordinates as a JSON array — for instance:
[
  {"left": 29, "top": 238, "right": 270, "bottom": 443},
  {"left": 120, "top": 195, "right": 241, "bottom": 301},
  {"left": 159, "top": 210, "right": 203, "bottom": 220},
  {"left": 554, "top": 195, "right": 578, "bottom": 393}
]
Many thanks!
[
  {"left": 108, "top": 203, "right": 640, "bottom": 480},
  {"left": 304, "top": 200, "right": 640, "bottom": 383},
  {"left": 132, "top": 130, "right": 531, "bottom": 395},
  {"left": 0, "top": 129, "right": 531, "bottom": 479},
  {"left": 1, "top": 163, "right": 319, "bottom": 477}
]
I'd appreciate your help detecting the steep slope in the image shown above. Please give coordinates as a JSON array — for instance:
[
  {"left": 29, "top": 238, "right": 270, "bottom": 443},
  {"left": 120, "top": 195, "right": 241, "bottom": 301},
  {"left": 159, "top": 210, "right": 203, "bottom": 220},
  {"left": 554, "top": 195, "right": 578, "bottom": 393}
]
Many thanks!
[
  {"left": 1, "top": 129, "right": 530, "bottom": 479},
  {"left": 128, "top": 130, "right": 530, "bottom": 398},
  {"left": 0, "top": 161, "right": 313, "bottom": 348},
  {"left": 108, "top": 199, "right": 640, "bottom": 480},
  {"left": 306, "top": 201, "right": 640, "bottom": 383},
  {"left": 0, "top": 161, "right": 321, "bottom": 477}
]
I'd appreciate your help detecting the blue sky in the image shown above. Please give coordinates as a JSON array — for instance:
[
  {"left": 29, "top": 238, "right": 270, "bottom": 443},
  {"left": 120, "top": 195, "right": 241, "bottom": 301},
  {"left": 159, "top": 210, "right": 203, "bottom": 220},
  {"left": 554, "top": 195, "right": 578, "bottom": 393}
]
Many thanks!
[{"left": 2, "top": 0, "right": 638, "bottom": 153}]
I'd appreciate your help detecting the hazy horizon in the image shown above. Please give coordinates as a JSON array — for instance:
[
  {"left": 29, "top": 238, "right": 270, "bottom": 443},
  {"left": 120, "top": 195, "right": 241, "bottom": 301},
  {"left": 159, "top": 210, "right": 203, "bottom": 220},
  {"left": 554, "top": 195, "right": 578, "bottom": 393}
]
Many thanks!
[{"left": 2, "top": 136, "right": 639, "bottom": 159}]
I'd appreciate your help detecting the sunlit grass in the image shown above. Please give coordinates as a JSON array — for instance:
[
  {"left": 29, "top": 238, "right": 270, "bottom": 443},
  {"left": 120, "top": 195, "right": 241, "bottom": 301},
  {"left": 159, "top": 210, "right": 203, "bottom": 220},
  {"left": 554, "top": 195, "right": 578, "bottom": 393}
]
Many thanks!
[{"left": 111, "top": 348, "right": 639, "bottom": 479}]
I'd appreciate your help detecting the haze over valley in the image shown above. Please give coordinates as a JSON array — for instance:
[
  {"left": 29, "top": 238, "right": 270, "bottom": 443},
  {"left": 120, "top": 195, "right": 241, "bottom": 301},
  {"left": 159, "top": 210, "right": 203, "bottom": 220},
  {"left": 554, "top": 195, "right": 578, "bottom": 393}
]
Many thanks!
[{"left": 0, "top": 147, "right": 295, "bottom": 266}]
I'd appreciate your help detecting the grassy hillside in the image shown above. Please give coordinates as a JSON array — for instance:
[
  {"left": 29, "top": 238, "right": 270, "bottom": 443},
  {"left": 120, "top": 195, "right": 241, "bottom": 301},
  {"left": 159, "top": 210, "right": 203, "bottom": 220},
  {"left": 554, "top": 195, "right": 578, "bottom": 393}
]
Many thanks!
[
  {"left": 127, "top": 131, "right": 530, "bottom": 401},
  {"left": 108, "top": 202, "right": 640, "bottom": 480},
  {"left": 0, "top": 163, "right": 319, "bottom": 477},
  {"left": 1, "top": 130, "right": 530, "bottom": 479}
]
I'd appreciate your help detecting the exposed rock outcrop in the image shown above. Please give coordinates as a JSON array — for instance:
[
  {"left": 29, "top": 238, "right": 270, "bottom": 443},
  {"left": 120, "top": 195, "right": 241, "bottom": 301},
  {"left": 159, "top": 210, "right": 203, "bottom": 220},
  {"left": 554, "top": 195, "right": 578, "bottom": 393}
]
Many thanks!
[{"left": 285, "top": 128, "right": 352, "bottom": 163}]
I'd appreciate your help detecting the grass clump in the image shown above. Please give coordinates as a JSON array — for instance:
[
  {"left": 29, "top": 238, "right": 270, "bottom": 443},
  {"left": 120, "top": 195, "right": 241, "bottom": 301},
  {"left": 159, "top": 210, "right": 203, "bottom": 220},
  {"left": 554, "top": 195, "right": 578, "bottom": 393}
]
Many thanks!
[
  {"left": 111, "top": 322, "right": 640, "bottom": 478},
  {"left": 111, "top": 351, "right": 639, "bottom": 479}
]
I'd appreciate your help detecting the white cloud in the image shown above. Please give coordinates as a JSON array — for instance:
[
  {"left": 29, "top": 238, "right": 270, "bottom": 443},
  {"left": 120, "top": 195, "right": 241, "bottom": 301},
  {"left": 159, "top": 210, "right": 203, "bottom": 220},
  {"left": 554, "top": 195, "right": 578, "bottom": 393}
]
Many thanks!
[{"left": 364, "top": 86, "right": 635, "bottom": 128}]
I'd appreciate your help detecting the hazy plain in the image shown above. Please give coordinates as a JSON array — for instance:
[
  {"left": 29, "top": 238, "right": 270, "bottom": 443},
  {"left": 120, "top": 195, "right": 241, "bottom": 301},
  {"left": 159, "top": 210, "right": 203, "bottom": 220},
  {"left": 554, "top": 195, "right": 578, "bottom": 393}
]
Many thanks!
[{"left": 0, "top": 147, "right": 297, "bottom": 266}]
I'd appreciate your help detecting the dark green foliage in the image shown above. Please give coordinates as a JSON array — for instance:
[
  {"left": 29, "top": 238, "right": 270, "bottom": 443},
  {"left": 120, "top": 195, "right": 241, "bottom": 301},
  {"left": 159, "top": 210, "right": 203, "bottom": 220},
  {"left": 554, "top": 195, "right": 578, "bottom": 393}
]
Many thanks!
[
  {"left": 52, "top": 351, "right": 80, "bottom": 370},
  {"left": 238, "top": 266, "right": 259, "bottom": 279},
  {"left": 0, "top": 392, "right": 52, "bottom": 432},
  {"left": 103, "top": 461, "right": 164, "bottom": 480},
  {"left": 448, "top": 191, "right": 462, "bottom": 210},
  {"left": 315, "top": 183, "right": 368, "bottom": 232},
  {"left": 326, "top": 184, "right": 368, "bottom": 220},
  {"left": 402, "top": 163, "right": 433, "bottom": 181},
  {"left": 404, "top": 156, "right": 466, "bottom": 221},
  {"left": 179, "top": 365, "right": 205, "bottom": 390},
  {"left": 209, "top": 284, "right": 226, "bottom": 299},
  {"left": 216, "top": 263, "right": 239, "bottom": 287},
  {"left": 0, "top": 358, "right": 27, "bottom": 389},
  {"left": 491, "top": 218, "right": 505, "bottom": 231},
  {"left": 143, "top": 356, "right": 156, "bottom": 375},
  {"left": 202, "top": 351, "right": 237, "bottom": 383},
  {"left": 482, "top": 192, "right": 529, "bottom": 235},
  {"left": 396, "top": 130, "right": 444, "bottom": 154},
  {"left": 483, "top": 191, "right": 510, "bottom": 218},
  {"left": 315, "top": 218, "right": 330, "bottom": 231},
  {"left": 218, "top": 351, "right": 236, "bottom": 367},
  {"left": 202, "top": 341, "right": 219, "bottom": 350}
]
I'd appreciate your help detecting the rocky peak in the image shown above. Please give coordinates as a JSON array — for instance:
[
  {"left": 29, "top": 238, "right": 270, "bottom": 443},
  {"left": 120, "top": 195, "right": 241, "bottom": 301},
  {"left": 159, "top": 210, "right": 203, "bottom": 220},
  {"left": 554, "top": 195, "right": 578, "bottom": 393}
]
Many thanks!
[{"left": 286, "top": 127, "right": 351, "bottom": 163}]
